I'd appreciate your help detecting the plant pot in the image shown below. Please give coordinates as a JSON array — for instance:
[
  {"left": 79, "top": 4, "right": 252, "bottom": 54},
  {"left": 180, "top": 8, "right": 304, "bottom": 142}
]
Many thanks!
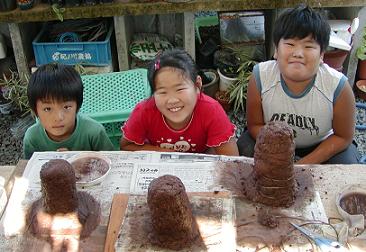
[
  {"left": 355, "top": 80, "right": 366, "bottom": 101},
  {"left": 0, "top": 0, "right": 17, "bottom": 12},
  {"left": 358, "top": 60, "right": 366, "bottom": 80},
  {"left": 0, "top": 100, "right": 12, "bottom": 114},
  {"left": 215, "top": 90, "right": 231, "bottom": 112},
  {"left": 323, "top": 49, "right": 348, "bottom": 72},
  {"left": 17, "top": 0, "right": 34, "bottom": 10},
  {"left": 201, "top": 69, "right": 219, "bottom": 98},
  {"left": 217, "top": 68, "right": 237, "bottom": 91}
]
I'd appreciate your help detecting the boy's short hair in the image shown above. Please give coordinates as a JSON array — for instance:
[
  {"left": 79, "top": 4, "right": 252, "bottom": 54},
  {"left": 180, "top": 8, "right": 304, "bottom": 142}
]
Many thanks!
[
  {"left": 147, "top": 48, "right": 198, "bottom": 93},
  {"left": 273, "top": 4, "right": 330, "bottom": 52},
  {"left": 28, "top": 63, "right": 83, "bottom": 115}
]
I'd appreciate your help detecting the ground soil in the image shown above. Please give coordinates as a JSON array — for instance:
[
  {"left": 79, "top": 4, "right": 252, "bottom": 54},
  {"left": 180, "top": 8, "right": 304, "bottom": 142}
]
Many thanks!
[{"left": 0, "top": 110, "right": 24, "bottom": 165}]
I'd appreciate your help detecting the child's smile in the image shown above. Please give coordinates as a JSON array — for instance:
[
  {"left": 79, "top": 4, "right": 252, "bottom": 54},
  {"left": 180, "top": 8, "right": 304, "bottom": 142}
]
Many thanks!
[{"left": 168, "top": 106, "right": 182, "bottom": 113}]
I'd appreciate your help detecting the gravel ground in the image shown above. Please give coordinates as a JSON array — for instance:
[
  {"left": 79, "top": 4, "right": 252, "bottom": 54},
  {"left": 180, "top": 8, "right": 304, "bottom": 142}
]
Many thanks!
[
  {"left": 0, "top": 110, "right": 25, "bottom": 165},
  {"left": 0, "top": 102, "right": 365, "bottom": 166}
]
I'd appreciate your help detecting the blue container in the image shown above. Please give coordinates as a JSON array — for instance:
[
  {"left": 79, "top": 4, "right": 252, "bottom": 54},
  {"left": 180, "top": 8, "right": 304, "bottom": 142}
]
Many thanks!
[{"left": 32, "top": 24, "right": 113, "bottom": 66}]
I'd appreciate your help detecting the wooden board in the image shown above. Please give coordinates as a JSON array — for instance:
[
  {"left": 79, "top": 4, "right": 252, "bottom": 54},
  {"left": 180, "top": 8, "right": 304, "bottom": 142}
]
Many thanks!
[
  {"left": 104, "top": 194, "right": 129, "bottom": 252},
  {"left": 0, "top": 189, "right": 111, "bottom": 252},
  {"left": 115, "top": 191, "right": 235, "bottom": 252}
]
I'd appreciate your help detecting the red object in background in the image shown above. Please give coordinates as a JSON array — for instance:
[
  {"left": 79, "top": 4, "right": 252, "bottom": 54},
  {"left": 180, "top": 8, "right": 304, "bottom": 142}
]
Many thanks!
[
  {"left": 215, "top": 90, "right": 231, "bottom": 112},
  {"left": 356, "top": 80, "right": 366, "bottom": 100},
  {"left": 358, "top": 60, "right": 366, "bottom": 80},
  {"left": 323, "top": 49, "right": 349, "bottom": 72},
  {"left": 17, "top": 0, "right": 34, "bottom": 10}
]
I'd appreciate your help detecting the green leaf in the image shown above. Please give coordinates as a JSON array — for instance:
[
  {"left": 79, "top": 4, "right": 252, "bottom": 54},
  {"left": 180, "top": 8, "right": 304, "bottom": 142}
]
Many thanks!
[
  {"left": 52, "top": 4, "right": 66, "bottom": 22},
  {"left": 357, "top": 27, "right": 366, "bottom": 60}
]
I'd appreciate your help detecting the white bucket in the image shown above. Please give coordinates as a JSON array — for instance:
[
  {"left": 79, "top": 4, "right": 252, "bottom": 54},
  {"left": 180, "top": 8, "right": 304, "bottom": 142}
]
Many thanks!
[{"left": 217, "top": 68, "right": 237, "bottom": 91}]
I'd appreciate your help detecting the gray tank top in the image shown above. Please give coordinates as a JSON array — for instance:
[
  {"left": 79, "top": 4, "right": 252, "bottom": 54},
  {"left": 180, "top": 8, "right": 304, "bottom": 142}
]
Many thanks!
[{"left": 254, "top": 60, "right": 347, "bottom": 148}]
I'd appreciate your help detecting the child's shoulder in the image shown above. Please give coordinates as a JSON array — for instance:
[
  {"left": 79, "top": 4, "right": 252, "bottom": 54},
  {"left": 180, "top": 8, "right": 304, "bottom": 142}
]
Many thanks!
[
  {"left": 256, "top": 60, "right": 278, "bottom": 70},
  {"left": 133, "top": 97, "right": 159, "bottom": 113},
  {"left": 24, "top": 120, "right": 42, "bottom": 136},
  {"left": 197, "top": 93, "right": 224, "bottom": 112},
  {"left": 319, "top": 63, "right": 346, "bottom": 79},
  {"left": 77, "top": 113, "right": 105, "bottom": 128}
]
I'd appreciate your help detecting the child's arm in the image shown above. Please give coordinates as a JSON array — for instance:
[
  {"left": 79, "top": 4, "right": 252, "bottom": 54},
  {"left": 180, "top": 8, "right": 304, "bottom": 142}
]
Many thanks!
[
  {"left": 296, "top": 81, "right": 355, "bottom": 164},
  {"left": 120, "top": 137, "right": 175, "bottom": 152},
  {"left": 246, "top": 74, "right": 265, "bottom": 140},
  {"left": 213, "top": 138, "right": 239, "bottom": 156}
]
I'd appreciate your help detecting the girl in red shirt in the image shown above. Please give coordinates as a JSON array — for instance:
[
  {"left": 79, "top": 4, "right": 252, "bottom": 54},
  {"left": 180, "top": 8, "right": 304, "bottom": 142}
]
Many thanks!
[{"left": 121, "top": 48, "right": 238, "bottom": 156}]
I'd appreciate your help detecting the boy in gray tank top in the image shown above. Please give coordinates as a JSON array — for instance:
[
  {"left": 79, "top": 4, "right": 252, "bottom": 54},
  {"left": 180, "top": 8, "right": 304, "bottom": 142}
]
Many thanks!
[{"left": 237, "top": 4, "right": 360, "bottom": 164}]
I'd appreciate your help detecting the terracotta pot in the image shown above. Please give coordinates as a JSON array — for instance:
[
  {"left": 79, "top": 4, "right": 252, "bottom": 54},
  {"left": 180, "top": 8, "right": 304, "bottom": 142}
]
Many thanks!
[
  {"left": 358, "top": 60, "right": 366, "bottom": 80},
  {"left": 355, "top": 80, "right": 366, "bottom": 100},
  {"left": 215, "top": 90, "right": 231, "bottom": 112},
  {"left": 323, "top": 49, "right": 348, "bottom": 72}
]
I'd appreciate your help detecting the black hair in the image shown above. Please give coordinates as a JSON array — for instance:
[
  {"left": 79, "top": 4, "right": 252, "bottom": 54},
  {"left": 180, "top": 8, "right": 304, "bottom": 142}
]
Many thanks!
[
  {"left": 27, "top": 63, "right": 83, "bottom": 115},
  {"left": 273, "top": 4, "right": 330, "bottom": 52},
  {"left": 147, "top": 48, "right": 198, "bottom": 94}
]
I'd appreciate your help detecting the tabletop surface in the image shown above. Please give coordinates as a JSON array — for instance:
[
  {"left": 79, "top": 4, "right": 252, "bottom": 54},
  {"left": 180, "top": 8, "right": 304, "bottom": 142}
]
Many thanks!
[{"left": 0, "top": 151, "right": 365, "bottom": 251}]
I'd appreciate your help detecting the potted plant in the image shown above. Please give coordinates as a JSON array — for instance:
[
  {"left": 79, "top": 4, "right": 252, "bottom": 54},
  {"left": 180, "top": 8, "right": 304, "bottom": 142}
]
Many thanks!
[
  {"left": 227, "top": 59, "right": 256, "bottom": 113},
  {"left": 199, "top": 69, "right": 219, "bottom": 99},
  {"left": 214, "top": 48, "right": 240, "bottom": 91},
  {"left": 214, "top": 90, "right": 231, "bottom": 112},
  {"left": 17, "top": 0, "right": 35, "bottom": 10},
  {"left": 356, "top": 26, "right": 366, "bottom": 80},
  {"left": 0, "top": 70, "right": 31, "bottom": 116},
  {"left": 0, "top": 92, "right": 12, "bottom": 114}
]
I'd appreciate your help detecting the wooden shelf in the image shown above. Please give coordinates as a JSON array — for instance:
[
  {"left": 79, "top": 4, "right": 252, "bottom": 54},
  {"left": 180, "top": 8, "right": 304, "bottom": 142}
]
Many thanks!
[
  {"left": 1, "top": 0, "right": 365, "bottom": 23},
  {"left": 1, "top": 1, "right": 365, "bottom": 83}
]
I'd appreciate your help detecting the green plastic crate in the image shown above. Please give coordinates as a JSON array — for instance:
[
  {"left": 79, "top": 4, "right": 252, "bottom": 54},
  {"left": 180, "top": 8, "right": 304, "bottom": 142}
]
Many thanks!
[
  {"left": 79, "top": 68, "right": 150, "bottom": 147},
  {"left": 102, "top": 121, "right": 124, "bottom": 149}
]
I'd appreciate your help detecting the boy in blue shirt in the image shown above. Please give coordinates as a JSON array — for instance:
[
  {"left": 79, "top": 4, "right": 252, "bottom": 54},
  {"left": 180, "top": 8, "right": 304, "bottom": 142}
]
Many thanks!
[{"left": 23, "top": 63, "right": 115, "bottom": 159}]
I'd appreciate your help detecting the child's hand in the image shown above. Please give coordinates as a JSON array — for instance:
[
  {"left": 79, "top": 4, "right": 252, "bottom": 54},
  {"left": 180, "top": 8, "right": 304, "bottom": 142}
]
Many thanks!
[{"left": 57, "top": 148, "right": 69, "bottom": 152}]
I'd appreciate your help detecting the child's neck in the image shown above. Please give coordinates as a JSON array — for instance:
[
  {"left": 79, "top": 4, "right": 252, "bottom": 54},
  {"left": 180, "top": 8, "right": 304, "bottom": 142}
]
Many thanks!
[
  {"left": 281, "top": 75, "right": 315, "bottom": 96},
  {"left": 163, "top": 113, "right": 193, "bottom": 132}
]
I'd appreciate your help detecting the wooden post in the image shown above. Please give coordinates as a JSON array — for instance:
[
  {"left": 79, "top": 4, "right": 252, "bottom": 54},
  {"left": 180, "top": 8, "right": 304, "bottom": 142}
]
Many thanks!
[
  {"left": 8, "top": 23, "right": 30, "bottom": 79},
  {"left": 114, "top": 16, "right": 132, "bottom": 71},
  {"left": 183, "top": 12, "right": 195, "bottom": 60}
]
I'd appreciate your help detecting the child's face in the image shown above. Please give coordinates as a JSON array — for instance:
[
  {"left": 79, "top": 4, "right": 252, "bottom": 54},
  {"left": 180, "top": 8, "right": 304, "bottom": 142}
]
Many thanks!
[
  {"left": 275, "top": 35, "right": 324, "bottom": 86},
  {"left": 153, "top": 67, "right": 201, "bottom": 130},
  {"left": 36, "top": 98, "right": 77, "bottom": 142}
]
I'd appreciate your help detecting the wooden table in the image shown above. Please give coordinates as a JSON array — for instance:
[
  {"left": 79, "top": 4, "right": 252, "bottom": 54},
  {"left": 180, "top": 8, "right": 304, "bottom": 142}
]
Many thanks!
[
  {"left": 7, "top": 161, "right": 366, "bottom": 218},
  {"left": 2, "top": 157, "right": 366, "bottom": 251}
]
